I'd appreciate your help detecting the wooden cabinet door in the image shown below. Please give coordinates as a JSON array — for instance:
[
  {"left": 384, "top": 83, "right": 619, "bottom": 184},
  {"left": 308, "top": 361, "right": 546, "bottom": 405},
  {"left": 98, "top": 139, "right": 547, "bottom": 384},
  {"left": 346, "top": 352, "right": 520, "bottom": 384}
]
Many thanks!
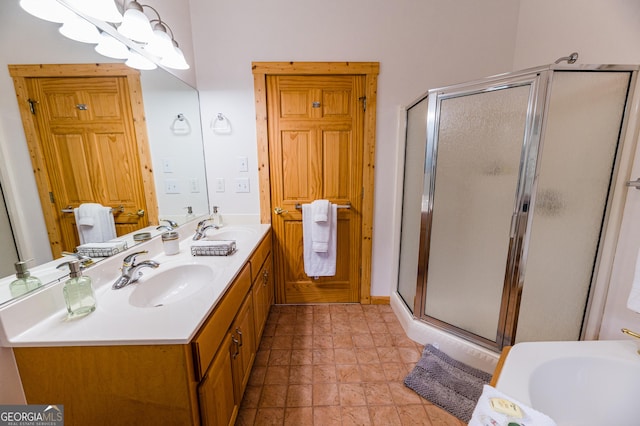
[
  {"left": 252, "top": 252, "right": 273, "bottom": 346},
  {"left": 230, "top": 294, "right": 256, "bottom": 404},
  {"left": 267, "top": 75, "right": 365, "bottom": 303},
  {"left": 198, "top": 333, "right": 238, "bottom": 426},
  {"left": 26, "top": 75, "right": 151, "bottom": 255}
]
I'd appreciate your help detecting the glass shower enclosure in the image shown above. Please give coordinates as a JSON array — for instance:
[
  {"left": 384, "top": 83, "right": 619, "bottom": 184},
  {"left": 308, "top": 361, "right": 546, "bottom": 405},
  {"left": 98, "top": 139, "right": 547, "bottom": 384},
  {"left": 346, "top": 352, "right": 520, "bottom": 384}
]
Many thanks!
[{"left": 397, "top": 65, "right": 638, "bottom": 351}]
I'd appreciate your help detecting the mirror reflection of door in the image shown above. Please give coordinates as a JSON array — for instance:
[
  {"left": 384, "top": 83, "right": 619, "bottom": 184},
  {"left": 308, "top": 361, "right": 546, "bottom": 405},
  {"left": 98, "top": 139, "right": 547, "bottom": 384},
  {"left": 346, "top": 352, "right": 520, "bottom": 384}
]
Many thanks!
[{"left": 9, "top": 64, "right": 158, "bottom": 258}]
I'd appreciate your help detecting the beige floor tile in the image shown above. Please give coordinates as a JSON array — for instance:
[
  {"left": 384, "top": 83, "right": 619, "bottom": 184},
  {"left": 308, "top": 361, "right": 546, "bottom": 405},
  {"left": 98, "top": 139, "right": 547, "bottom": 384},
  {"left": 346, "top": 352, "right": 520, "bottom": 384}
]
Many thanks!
[
  {"left": 289, "top": 365, "right": 314, "bottom": 384},
  {"left": 254, "top": 407, "right": 285, "bottom": 425},
  {"left": 312, "top": 364, "right": 337, "bottom": 383},
  {"left": 258, "top": 384, "right": 288, "bottom": 408},
  {"left": 342, "top": 406, "right": 372, "bottom": 426},
  {"left": 313, "top": 406, "right": 342, "bottom": 425},
  {"left": 339, "top": 383, "right": 367, "bottom": 406},
  {"left": 268, "top": 349, "right": 291, "bottom": 366},
  {"left": 312, "top": 383, "right": 340, "bottom": 406},
  {"left": 284, "top": 407, "right": 313, "bottom": 424},
  {"left": 369, "top": 405, "right": 402, "bottom": 426},
  {"left": 286, "top": 383, "right": 312, "bottom": 407},
  {"left": 239, "top": 305, "right": 469, "bottom": 426}
]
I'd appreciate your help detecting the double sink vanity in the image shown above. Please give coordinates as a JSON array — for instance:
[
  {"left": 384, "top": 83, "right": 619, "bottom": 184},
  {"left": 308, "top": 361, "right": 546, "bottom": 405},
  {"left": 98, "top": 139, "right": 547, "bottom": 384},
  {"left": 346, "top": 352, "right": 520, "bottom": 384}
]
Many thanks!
[{"left": 0, "top": 219, "right": 273, "bottom": 425}]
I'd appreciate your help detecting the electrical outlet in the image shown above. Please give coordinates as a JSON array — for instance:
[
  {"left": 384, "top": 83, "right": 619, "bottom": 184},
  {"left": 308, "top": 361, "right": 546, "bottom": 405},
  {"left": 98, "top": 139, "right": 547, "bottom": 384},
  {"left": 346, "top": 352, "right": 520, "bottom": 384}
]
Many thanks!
[
  {"left": 238, "top": 156, "right": 248, "bottom": 172},
  {"left": 234, "top": 178, "right": 250, "bottom": 193},
  {"left": 164, "top": 179, "right": 180, "bottom": 194},
  {"left": 216, "top": 178, "right": 225, "bottom": 192}
]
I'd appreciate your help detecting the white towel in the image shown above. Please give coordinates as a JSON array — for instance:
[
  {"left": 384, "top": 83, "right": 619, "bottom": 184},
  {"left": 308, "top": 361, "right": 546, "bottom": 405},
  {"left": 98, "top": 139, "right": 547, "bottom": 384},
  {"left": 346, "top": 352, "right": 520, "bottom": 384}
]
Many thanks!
[
  {"left": 312, "top": 199, "right": 330, "bottom": 223},
  {"left": 311, "top": 200, "right": 332, "bottom": 253},
  {"left": 74, "top": 203, "right": 117, "bottom": 244},
  {"left": 469, "top": 385, "right": 557, "bottom": 426},
  {"left": 627, "top": 247, "right": 640, "bottom": 313},
  {"left": 302, "top": 202, "right": 337, "bottom": 277}
]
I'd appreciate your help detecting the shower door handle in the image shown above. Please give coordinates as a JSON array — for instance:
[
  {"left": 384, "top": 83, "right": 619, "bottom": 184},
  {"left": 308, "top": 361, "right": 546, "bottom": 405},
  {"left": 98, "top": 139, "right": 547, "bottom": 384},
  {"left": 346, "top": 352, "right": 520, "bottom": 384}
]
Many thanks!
[{"left": 509, "top": 212, "right": 519, "bottom": 238}]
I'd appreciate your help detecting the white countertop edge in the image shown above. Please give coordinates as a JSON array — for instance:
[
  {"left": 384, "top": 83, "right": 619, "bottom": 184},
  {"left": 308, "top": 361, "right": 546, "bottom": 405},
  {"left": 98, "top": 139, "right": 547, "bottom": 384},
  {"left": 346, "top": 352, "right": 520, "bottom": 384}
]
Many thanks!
[{"left": 0, "top": 223, "right": 271, "bottom": 347}]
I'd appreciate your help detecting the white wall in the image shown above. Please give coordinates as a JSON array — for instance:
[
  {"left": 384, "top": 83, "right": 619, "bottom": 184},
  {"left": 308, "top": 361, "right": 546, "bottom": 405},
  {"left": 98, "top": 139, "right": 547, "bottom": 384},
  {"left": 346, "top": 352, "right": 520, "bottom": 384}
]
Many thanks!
[
  {"left": 189, "top": 0, "right": 521, "bottom": 296},
  {"left": 513, "top": 0, "right": 640, "bottom": 69},
  {"left": 512, "top": 0, "right": 640, "bottom": 338}
]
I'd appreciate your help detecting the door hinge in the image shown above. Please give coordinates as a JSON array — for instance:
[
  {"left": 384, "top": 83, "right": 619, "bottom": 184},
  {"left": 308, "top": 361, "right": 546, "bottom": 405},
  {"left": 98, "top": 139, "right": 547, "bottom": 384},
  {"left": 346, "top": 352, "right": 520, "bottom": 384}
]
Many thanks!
[
  {"left": 27, "top": 98, "right": 38, "bottom": 115},
  {"left": 49, "top": 192, "right": 55, "bottom": 203},
  {"left": 359, "top": 96, "right": 367, "bottom": 111}
]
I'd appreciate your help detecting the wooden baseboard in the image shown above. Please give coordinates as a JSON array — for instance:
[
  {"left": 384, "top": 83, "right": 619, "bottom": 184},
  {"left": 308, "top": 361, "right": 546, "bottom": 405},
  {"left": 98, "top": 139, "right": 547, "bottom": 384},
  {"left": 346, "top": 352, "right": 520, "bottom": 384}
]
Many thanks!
[{"left": 370, "top": 296, "right": 390, "bottom": 305}]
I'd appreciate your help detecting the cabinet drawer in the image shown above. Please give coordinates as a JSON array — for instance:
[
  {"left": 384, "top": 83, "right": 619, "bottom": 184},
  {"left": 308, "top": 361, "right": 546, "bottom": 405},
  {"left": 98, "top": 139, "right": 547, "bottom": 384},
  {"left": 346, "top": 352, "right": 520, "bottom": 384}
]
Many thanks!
[
  {"left": 192, "top": 264, "right": 251, "bottom": 380},
  {"left": 249, "top": 230, "right": 272, "bottom": 282}
]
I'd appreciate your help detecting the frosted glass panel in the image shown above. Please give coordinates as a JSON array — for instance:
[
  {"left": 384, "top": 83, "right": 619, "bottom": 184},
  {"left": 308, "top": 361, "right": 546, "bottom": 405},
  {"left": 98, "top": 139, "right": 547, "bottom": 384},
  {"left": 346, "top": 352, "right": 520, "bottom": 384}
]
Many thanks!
[
  {"left": 516, "top": 71, "right": 631, "bottom": 342},
  {"left": 397, "top": 96, "right": 429, "bottom": 312},
  {"left": 424, "top": 86, "right": 531, "bottom": 341}
]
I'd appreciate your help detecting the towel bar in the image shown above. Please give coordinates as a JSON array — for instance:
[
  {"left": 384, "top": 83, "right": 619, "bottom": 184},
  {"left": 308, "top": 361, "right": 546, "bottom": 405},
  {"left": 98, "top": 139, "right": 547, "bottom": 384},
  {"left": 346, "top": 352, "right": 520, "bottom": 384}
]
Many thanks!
[
  {"left": 61, "top": 205, "right": 125, "bottom": 214},
  {"left": 294, "top": 202, "right": 351, "bottom": 210}
]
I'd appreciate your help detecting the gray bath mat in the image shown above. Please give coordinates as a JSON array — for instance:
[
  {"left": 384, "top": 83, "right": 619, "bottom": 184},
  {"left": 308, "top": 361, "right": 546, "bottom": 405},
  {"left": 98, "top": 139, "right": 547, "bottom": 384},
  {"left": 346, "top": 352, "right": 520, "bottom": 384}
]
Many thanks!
[{"left": 404, "top": 344, "right": 491, "bottom": 423}]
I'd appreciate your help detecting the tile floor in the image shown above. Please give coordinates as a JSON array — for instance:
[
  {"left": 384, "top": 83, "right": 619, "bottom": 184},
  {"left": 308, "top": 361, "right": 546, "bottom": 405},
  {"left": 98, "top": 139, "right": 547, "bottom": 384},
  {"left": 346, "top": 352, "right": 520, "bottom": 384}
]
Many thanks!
[{"left": 236, "top": 304, "right": 466, "bottom": 425}]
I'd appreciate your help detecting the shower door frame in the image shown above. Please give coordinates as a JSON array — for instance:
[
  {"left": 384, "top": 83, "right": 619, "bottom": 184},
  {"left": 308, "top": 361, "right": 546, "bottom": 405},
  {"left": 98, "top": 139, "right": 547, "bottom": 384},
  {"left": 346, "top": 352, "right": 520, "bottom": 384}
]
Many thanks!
[
  {"left": 413, "top": 65, "right": 639, "bottom": 351},
  {"left": 417, "top": 69, "right": 550, "bottom": 351}
]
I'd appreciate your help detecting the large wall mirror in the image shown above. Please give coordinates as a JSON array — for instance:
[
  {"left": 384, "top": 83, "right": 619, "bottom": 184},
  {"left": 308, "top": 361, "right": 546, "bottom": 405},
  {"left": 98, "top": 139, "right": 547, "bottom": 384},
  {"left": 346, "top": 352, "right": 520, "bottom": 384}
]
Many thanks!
[{"left": 0, "top": 1, "right": 208, "bottom": 305}]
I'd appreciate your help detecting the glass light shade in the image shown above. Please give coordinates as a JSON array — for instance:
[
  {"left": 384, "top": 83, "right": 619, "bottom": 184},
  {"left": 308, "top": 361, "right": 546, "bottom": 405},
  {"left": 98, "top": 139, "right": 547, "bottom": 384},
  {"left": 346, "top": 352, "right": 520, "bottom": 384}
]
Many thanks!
[
  {"left": 144, "top": 25, "right": 174, "bottom": 58},
  {"left": 117, "top": 6, "right": 154, "bottom": 43},
  {"left": 125, "top": 50, "right": 157, "bottom": 70},
  {"left": 59, "top": 15, "right": 101, "bottom": 44},
  {"left": 66, "top": 0, "right": 122, "bottom": 23},
  {"left": 19, "top": 0, "right": 75, "bottom": 23},
  {"left": 160, "top": 44, "right": 190, "bottom": 70},
  {"left": 95, "top": 32, "right": 129, "bottom": 59}
]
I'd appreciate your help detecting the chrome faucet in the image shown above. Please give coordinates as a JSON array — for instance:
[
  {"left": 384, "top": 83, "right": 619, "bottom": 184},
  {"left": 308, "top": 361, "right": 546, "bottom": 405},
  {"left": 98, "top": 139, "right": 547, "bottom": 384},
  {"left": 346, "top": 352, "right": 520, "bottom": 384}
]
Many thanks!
[
  {"left": 192, "top": 219, "right": 219, "bottom": 240},
  {"left": 112, "top": 250, "right": 160, "bottom": 289},
  {"left": 156, "top": 219, "right": 179, "bottom": 231}
]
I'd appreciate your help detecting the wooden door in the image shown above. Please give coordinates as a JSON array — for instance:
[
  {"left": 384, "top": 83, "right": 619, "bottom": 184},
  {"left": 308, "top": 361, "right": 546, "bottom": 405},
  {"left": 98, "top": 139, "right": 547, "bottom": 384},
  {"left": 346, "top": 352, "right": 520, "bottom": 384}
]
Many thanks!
[
  {"left": 10, "top": 64, "right": 157, "bottom": 258},
  {"left": 267, "top": 75, "right": 365, "bottom": 303}
]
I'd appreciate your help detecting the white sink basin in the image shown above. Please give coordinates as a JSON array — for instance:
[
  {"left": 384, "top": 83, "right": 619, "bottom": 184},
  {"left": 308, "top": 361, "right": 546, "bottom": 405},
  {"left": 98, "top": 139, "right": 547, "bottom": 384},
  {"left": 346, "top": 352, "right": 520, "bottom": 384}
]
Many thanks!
[
  {"left": 495, "top": 340, "right": 640, "bottom": 426},
  {"left": 129, "top": 264, "right": 220, "bottom": 308},
  {"left": 204, "top": 226, "right": 257, "bottom": 242}
]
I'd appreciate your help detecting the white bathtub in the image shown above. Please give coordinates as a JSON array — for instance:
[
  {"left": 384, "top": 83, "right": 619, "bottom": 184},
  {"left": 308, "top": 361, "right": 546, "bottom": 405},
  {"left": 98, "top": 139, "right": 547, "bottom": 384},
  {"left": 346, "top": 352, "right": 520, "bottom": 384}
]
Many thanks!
[{"left": 494, "top": 340, "right": 640, "bottom": 426}]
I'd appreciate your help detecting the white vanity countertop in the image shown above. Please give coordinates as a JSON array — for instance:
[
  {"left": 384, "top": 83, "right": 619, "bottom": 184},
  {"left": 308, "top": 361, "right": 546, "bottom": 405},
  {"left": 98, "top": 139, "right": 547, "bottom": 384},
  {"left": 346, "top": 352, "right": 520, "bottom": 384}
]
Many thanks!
[{"left": 0, "top": 222, "right": 271, "bottom": 347}]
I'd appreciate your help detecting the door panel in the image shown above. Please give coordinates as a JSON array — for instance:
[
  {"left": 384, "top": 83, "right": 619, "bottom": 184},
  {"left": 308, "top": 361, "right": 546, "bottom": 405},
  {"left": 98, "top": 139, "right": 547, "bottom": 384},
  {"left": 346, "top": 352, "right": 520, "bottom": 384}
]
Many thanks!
[
  {"left": 28, "top": 75, "right": 150, "bottom": 255},
  {"left": 268, "top": 75, "right": 364, "bottom": 303}
]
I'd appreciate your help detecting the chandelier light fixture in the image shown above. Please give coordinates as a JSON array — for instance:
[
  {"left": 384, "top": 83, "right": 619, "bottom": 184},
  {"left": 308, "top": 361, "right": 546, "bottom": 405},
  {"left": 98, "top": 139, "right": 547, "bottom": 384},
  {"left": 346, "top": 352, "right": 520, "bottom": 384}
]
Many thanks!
[{"left": 19, "top": 0, "right": 189, "bottom": 70}]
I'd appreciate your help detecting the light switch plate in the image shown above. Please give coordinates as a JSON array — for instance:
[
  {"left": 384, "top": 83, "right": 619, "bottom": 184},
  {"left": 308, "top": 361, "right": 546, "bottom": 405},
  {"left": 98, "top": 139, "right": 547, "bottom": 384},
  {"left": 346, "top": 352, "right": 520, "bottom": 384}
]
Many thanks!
[
  {"left": 238, "top": 156, "right": 248, "bottom": 172},
  {"left": 234, "top": 178, "right": 250, "bottom": 193},
  {"left": 215, "top": 178, "right": 225, "bottom": 192}
]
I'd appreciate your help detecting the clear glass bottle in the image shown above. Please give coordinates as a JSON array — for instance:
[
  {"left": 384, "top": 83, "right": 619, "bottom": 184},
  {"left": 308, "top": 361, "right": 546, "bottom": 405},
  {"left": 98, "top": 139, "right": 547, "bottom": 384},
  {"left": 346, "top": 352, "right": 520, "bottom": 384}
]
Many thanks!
[
  {"left": 9, "top": 260, "right": 42, "bottom": 298},
  {"left": 62, "top": 260, "right": 96, "bottom": 319}
]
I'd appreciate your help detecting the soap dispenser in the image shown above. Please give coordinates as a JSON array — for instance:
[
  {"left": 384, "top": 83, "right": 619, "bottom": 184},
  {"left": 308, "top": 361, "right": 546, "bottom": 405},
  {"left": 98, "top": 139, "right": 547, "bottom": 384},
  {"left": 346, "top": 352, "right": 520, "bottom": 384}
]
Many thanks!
[
  {"left": 212, "top": 206, "right": 223, "bottom": 227},
  {"left": 62, "top": 259, "right": 96, "bottom": 319},
  {"left": 9, "top": 260, "right": 42, "bottom": 298}
]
